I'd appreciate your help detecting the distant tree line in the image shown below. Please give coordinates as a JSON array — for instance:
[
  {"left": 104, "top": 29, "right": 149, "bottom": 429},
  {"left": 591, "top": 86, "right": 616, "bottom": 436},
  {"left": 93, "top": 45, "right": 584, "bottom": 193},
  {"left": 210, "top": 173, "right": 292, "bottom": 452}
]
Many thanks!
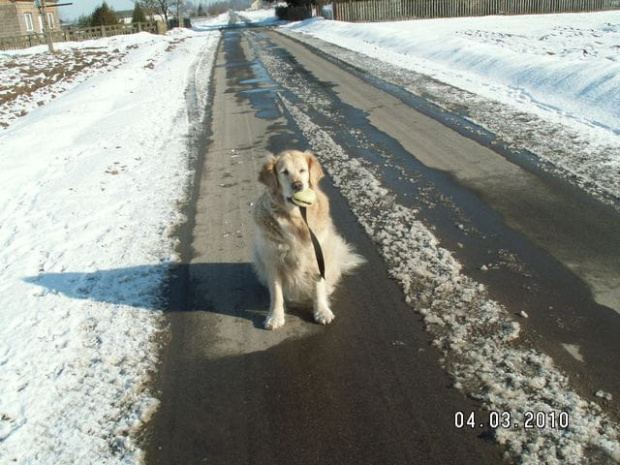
[
  {"left": 75, "top": 2, "right": 148, "bottom": 26},
  {"left": 74, "top": 0, "right": 254, "bottom": 29}
]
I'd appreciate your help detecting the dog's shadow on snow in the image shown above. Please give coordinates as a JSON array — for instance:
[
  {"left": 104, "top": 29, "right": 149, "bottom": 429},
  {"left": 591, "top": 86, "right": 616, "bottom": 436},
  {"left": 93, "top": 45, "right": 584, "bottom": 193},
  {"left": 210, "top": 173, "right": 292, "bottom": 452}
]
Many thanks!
[{"left": 23, "top": 262, "right": 308, "bottom": 329}]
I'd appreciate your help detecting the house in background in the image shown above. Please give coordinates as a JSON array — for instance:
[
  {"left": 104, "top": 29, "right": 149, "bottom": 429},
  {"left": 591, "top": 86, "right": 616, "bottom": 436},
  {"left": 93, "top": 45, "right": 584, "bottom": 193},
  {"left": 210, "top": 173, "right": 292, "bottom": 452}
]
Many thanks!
[
  {"left": 116, "top": 9, "right": 166, "bottom": 25},
  {"left": 0, "top": 0, "right": 61, "bottom": 38}
]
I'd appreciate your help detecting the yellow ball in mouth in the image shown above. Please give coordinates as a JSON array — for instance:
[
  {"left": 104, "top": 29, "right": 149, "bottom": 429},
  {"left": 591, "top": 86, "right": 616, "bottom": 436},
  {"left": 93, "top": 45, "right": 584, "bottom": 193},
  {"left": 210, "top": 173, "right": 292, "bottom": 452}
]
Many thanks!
[{"left": 291, "top": 188, "right": 316, "bottom": 207}]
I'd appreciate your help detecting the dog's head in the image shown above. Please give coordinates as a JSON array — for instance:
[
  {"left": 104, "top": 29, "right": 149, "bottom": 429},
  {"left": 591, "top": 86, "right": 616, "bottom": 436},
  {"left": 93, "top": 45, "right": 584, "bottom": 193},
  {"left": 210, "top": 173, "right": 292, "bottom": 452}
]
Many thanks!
[{"left": 259, "top": 150, "right": 324, "bottom": 201}]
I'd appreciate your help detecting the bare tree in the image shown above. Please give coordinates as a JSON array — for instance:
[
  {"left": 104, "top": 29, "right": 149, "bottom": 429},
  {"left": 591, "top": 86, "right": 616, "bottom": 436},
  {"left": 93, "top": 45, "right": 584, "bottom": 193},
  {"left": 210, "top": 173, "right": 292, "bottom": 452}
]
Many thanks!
[{"left": 142, "top": 0, "right": 171, "bottom": 23}]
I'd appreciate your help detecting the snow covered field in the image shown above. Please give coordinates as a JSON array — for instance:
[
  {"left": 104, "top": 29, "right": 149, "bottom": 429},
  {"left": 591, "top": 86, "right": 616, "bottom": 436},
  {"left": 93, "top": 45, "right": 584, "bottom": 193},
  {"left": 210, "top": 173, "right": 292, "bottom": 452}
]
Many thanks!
[
  {"left": 283, "top": 11, "right": 620, "bottom": 205},
  {"left": 0, "top": 27, "right": 219, "bottom": 463},
  {"left": 1, "top": 8, "right": 619, "bottom": 465}
]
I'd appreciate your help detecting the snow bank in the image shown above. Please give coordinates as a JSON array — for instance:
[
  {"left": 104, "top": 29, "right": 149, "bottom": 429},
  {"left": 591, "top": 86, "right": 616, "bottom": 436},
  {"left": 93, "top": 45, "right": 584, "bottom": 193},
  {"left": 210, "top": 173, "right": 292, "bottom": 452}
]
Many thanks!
[
  {"left": 0, "top": 29, "right": 219, "bottom": 463},
  {"left": 285, "top": 12, "right": 620, "bottom": 133},
  {"left": 236, "top": 8, "right": 281, "bottom": 25},
  {"left": 191, "top": 12, "right": 232, "bottom": 29}
]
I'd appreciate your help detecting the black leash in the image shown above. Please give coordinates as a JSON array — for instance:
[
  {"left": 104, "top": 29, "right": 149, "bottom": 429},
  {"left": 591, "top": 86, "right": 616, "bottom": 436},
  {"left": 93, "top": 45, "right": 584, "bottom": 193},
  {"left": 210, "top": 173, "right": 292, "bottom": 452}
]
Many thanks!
[{"left": 299, "top": 206, "right": 325, "bottom": 280}]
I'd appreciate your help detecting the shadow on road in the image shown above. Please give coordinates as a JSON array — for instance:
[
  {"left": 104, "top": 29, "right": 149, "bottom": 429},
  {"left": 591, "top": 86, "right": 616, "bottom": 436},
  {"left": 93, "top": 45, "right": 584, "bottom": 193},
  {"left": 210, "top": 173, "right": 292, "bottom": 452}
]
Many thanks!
[{"left": 24, "top": 262, "right": 272, "bottom": 327}]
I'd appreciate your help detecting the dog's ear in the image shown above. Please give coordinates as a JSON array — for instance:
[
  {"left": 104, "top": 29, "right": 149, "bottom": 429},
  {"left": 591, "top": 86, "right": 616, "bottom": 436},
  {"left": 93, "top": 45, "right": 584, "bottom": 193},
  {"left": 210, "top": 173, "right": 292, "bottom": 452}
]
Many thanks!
[
  {"left": 259, "top": 155, "right": 279, "bottom": 190},
  {"left": 305, "top": 151, "right": 324, "bottom": 187}
]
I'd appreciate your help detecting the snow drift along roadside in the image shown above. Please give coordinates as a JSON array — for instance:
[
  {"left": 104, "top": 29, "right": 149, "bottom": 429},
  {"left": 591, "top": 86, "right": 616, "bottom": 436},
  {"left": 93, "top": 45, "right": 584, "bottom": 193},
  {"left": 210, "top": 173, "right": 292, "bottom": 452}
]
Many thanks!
[
  {"left": 284, "top": 12, "right": 620, "bottom": 134},
  {"left": 0, "top": 29, "right": 219, "bottom": 463}
]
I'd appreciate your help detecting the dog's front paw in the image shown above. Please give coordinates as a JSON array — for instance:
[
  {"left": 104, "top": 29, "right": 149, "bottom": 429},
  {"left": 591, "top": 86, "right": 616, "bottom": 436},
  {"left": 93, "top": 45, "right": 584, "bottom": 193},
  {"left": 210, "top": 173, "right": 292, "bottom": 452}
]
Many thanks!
[
  {"left": 314, "top": 307, "right": 335, "bottom": 325},
  {"left": 264, "top": 313, "right": 285, "bottom": 330}
]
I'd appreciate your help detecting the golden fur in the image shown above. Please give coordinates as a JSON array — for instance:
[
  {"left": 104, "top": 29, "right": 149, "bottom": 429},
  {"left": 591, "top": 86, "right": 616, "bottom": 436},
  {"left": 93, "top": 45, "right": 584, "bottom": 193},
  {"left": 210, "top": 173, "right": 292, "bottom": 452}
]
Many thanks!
[{"left": 252, "top": 150, "right": 364, "bottom": 330}]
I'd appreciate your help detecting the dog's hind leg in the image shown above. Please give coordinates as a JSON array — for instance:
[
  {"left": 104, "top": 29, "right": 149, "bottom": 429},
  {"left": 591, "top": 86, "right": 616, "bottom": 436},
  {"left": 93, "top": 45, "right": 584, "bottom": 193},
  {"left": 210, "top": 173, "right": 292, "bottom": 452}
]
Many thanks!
[
  {"left": 313, "top": 278, "right": 334, "bottom": 325},
  {"left": 265, "top": 275, "right": 286, "bottom": 330}
]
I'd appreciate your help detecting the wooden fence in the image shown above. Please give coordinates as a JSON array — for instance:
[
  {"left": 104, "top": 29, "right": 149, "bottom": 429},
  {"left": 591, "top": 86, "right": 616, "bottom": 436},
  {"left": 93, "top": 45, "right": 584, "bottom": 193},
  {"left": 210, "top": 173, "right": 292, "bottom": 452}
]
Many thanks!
[
  {"left": 0, "top": 22, "right": 164, "bottom": 52},
  {"left": 333, "top": 0, "right": 620, "bottom": 22}
]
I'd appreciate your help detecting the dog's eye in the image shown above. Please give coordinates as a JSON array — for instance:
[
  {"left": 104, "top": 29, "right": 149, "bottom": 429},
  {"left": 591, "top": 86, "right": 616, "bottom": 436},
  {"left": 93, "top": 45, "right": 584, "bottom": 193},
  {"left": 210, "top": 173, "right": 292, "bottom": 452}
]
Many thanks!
[
  {"left": 282, "top": 169, "right": 289, "bottom": 176},
  {"left": 300, "top": 168, "right": 307, "bottom": 173}
]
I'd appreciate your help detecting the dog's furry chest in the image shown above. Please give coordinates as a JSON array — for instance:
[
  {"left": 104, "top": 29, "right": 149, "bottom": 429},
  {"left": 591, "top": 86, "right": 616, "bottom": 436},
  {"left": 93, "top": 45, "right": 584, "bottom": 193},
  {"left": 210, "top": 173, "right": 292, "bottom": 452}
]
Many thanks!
[
  {"left": 269, "top": 215, "right": 313, "bottom": 265},
  {"left": 253, "top": 193, "right": 320, "bottom": 280}
]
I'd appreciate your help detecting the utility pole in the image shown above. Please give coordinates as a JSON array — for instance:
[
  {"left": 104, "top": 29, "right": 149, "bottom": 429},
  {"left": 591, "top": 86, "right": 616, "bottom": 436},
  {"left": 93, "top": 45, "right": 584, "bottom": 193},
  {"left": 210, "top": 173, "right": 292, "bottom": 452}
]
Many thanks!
[
  {"left": 176, "top": 0, "right": 183, "bottom": 27},
  {"left": 37, "top": 0, "right": 55, "bottom": 53}
]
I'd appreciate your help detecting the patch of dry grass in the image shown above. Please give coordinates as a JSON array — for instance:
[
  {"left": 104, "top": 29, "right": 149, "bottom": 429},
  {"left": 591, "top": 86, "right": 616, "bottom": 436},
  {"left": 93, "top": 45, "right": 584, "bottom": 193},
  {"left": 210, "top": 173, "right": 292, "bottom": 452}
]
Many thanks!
[{"left": 0, "top": 49, "right": 122, "bottom": 129}]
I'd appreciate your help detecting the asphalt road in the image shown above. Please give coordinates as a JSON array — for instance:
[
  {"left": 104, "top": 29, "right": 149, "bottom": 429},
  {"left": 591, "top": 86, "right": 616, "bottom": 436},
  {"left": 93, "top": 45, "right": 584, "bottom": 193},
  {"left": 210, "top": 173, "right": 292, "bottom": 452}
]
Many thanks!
[{"left": 144, "top": 26, "right": 620, "bottom": 464}]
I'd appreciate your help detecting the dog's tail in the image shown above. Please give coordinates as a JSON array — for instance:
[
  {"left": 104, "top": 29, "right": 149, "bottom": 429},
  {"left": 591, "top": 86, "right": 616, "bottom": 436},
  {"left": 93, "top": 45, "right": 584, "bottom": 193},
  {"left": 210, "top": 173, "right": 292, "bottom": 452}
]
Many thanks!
[
  {"left": 322, "top": 234, "right": 365, "bottom": 297},
  {"left": 331, "top": 235, "right": 366, "bottom": 276}
]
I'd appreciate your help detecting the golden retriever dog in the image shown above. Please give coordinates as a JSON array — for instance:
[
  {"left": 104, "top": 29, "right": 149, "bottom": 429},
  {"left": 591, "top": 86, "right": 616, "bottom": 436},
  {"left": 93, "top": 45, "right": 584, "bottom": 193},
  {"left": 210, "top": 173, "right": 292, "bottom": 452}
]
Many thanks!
[{"left": 252, "top": 150, "right": 364, "bottom": 330}]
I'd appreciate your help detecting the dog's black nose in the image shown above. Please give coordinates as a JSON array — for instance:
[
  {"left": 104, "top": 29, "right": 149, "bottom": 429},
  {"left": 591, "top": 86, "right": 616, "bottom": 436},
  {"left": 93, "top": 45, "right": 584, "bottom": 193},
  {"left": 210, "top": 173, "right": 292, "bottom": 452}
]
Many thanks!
[{"left": 292, "top": 181, "right": 303, "bottom": 192}]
